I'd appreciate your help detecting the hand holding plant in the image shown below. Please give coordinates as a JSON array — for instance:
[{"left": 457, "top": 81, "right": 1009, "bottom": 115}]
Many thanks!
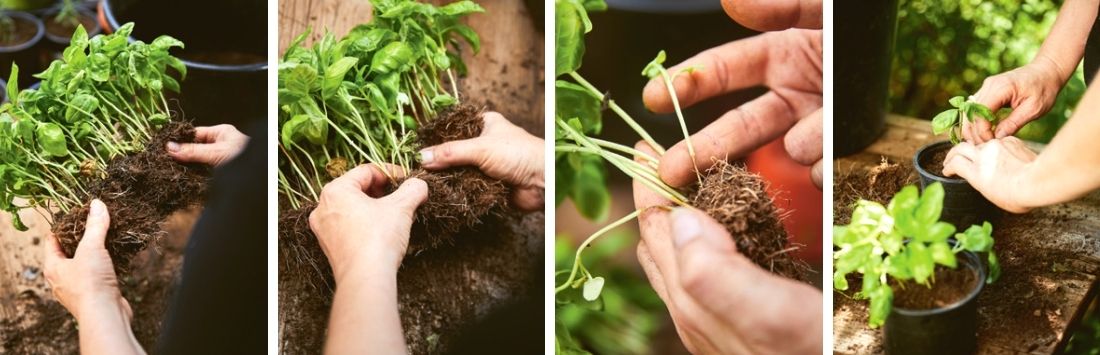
[
  {"left": 632, "top": 143, "right": 822, "bottom": 355},
  {"left": 166, "top": 124, "right": 249, "bottom": 167},
  {"left": 308, "top": 164, "right": 428, "bottom": 281},
  {"left": 43, "top": 199, "right": 144, "bottom": 354},
  {"left": 942, "top": 137, "right": 1039, "bottom": 213},
  {"left": 641, "top": 30, "right": 823, "bottom": 188},
  {"left": 966, "top": 60, "right": 1067, "bottom": 143},
  {"left": 419, "top": 111, "right": 545, "bottom": 211}
]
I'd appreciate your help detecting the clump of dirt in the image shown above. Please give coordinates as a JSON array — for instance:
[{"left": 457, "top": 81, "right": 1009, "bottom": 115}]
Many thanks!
[
  {"left": 277, "top": 203, "right": 333, "bottom": 354},
  {"left": 405, "top": 104, "right": 510, "bottom": 252},
  {"left": 834, "top": 158, "right": 916, "bottom": 224},
  {"left": 52, "top": 122, "right": 210, "bottom": 273},
  {"left": 891, "top": 265, "right": 979, "bottom": 310},
  {"left": 689, "top": 160, "right": 812, "bottom": 283}
]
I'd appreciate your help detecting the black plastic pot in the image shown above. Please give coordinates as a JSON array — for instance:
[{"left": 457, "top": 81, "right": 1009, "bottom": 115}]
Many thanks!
[
  {"left": 0, "top": 11, "right": 45, "bottom": 87},
  {"left": 914, "top": 141, "right": 1000, "bottom": 229},
  {"left": 41, "top": 6, "right": 102, "bottom": 64},
  {"left": 884, "top": 250, "right": 985, "bottom": 355},
  {"left": 43, "top": 6, "right": 101, "bottom": 45},
  {"left": 101, "top": 0, "right": 267, "bottom": 128},
  {"left": 835, "top": 0, "right": 898, "bottom": 156}
]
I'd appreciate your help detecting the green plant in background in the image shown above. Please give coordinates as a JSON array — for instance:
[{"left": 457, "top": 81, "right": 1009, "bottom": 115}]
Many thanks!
[
  {"left": 931, "top": 95, "right": 995, "bottom": 143},
  {"left": 890, "top": 0, "right": 1083, "bottom": 143},
  {"left": 0, "top": 24, "right": 185, "bottom": 230},
  {"left": 53, "top": 0, "right": 80, "bottom": 28},
  {"left": 833, "top": 183, "right": 1000, "bottom": 328},
  {"left": 277, "top": 0, "right": 482, "bottom": 210},
  {"left": 556, "top": 232, "right": 665, "bottom": 355}
]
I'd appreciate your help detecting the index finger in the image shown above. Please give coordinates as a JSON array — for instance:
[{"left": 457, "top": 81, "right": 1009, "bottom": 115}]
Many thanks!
[
  {"left": 642, "top": 30, "right": 818, "bottom": 114},
  {"left": 659, "top": 92, "right": 799, "bottom": 188},
  {"left": 642, "top": 36, "right": 771, "bottom": 113},
  {"left": 721, "top": 0, "right": 822, "bottom": 31}
]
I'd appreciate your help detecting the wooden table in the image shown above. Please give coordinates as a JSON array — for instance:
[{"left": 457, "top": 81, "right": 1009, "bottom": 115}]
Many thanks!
[
  {"left": 277, "top": 1, "right": 545, "bottom": 354},
  {"left": 834, "top": 115, "right": 1100, "bottom": 354}
]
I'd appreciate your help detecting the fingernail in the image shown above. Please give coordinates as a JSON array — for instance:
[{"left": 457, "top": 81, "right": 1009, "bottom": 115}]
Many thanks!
[
  {"left": 90, "top": 199, "right": 106, "bottom": 217},
  {"left": 166, "top": 142, "right": 180, "bottom": 152},
  {"left": 671, "top": 207, "right": 701, "bottom": 248},
  {"left": 419, "top": 149, "right": 434, "bottom": 164}
]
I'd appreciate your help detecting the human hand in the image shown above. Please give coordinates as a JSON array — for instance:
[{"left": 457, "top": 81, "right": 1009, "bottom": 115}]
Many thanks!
[
  {"left": 44, "top": 199, "right": 130, "bottom": 323},
  {"left": 418, "top": 112, "right": 545, "bottom": 211},
  {"left": 643, "top": 29, "right": 822, "bottom": 188},
  {"left": 632, "top": 143, "right": 822, "bottom": 354},
  {"left": 942, "top": 137, "right": 1039, "bottom": 213},
  {"left": 966, "top": 59, "right": 1066, "bottom": 143},
  {"left": 309, "top": 164, "right": 428, "bottom": 282},
  {"left": 166, "top": 124, "right": 250, "bottom": 167},
  {"left": 720, "top": 0, "right": 822, "bottom": 31}
]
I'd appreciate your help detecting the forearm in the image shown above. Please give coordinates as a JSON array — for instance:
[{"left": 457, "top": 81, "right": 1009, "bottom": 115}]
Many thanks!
[
  {"left": 325, "top": 266, "right": 407, "bottom": 355},
  {"left": 1034, "top": 0, "right": 1099, "bottom": 81},
  {"left": 1017, "top": 73, "right": 1100, "bottom": 207},
  {"left": 76, "top": 301, "right": 144, "bottom": 355}
]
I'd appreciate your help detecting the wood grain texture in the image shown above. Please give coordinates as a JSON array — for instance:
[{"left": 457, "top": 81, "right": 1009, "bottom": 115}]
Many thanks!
[{"left": 834, "top": 115, "right": 1100, "bottom": 355}]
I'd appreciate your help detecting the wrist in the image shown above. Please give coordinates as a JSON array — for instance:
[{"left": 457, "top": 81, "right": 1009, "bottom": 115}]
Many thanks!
[
  {"left": 1032, "top": 53, "right": 1073, "bottom": 86},
  {"left": 331, "top": 249, "right": 401, "bottom": 285},
  {"left": 74, "top": 294, "right": 130, "bottom": 326}
]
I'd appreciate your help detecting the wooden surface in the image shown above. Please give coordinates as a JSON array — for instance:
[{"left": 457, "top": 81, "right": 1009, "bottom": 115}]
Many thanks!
[{"left": 834, "top": 115, "right": 1100, "bottom": 354}]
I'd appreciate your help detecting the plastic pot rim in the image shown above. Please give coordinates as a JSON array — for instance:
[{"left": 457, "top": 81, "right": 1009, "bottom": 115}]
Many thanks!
[
  {"left": 0, "top": 11, "right": 45, "bottom": 53},
  {"left": 913, "top": 140, "right": 968, "bottom": 185},
  {"left": 42, "top": 6, "right": 103, "bottom": 45},
  {"left": 101, "top": 0, "right": 268, "bottom": 73}
]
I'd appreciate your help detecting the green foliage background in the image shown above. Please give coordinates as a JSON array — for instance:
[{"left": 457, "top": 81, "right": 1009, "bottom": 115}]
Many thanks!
[
  {"left": 889, "top": 0, "right": 1085, "bottom": 143},
  {"left": 556, "top": 232, "right": 665, "bottom": 355}
]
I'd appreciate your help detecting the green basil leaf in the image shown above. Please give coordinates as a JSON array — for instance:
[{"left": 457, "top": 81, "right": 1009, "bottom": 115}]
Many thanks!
[
  {"left": 440, "top": 1, "right": 485, "bottom": 16},
  {"left": 555, "top": 0, "right": 586, "bottom": 77},
  {"left": 931, "top": 109, "right": 958, "bottom": 135},
  {"left": 35, "top": 122, "right": 68, "bottom": 157},
  {"left": 556, "top": 80, "right": 602, "bottom": 134},
  {"left": 948, "top": 96, "right": 965, "bottom": 107},
  {"left": 916, "top": 182, "right": 944, "bottom": 224},
  {"left": 323, "top": 57, "right": 358, "bottom": 99}
]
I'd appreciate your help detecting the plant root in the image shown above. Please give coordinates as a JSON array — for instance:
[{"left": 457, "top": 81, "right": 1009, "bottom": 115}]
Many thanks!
[
  {"left": 691, "top": 160, "right": 813, "bottom": 283},
  {"left": 52, "top": 121, "right": 210, "bottom": 274}
]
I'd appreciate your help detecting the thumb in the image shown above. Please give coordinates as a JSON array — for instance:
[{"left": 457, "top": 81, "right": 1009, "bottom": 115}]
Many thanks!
[
  {"left": 668, "top": 207, "right": 778, "bottom": 317},
  {"left": 972, "top": 80, "right": 1011, "bottom": 114},
  {"left": 76, "top": 199, "right": 110, "bottom": 256},
  {"left": 167, "top": 141, "right": 220, "bottom": 165},
  {"left": 384, "top": 178, "right": 429, "bottom": 213},
  {"left": 419, "top": 138, "right": 487, "bottom": 170},
  {"left": 993, "top": 109, "right": 1035, "bottom": 138}
]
